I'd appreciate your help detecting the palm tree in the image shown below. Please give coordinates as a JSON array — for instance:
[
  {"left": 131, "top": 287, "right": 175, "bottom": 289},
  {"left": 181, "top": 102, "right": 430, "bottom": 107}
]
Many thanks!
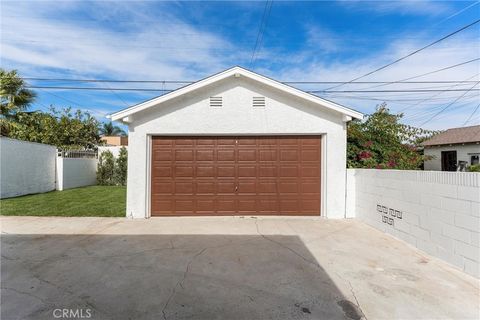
[
  {"left": 0, "top": 69, "right": 36, "bottom": 135},
  {"left": 100, "top": 122, "right": 126, "bottom": 136}
]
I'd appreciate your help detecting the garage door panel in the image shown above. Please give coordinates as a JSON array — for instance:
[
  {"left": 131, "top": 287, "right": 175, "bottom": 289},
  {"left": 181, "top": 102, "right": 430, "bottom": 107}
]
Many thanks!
[
  {"left": 301, "top": 150, "right": 320, "bottom": 161},
  {"left": 175, "top": 166, "right": 194, "bottom": 177},
  {"left": 153, "top": 166, "right": 172, "bottom": 177},
  {"left": 238, "top": 198, "right": 257, "bottom": 212},
  {"left": 174, "top": 182, "right": 194, "bottom": 195},
  {"left": 153, "top": 150, "right": 173, "bottom": 160},
  {"left": 152, "top": 181, "right": 173, "bottom": 194},
  {"left": 301, "top": 166, "right": 320, "bottom": 178},
  {"left": 277, "top": 180, "right": 299, "bottom": 193},
  {"left": 217, "top": 181, "right": 236, "bottom": 194},
  {"left": 257, "top": 180, "right": 277, "bottom": 194},
  {"left": 279, "top": 166, "right": 298, "bottom": 177},
  {"left": 238, "top": 149, "right": 256, "bottom": 161},
  {"left": 237, "top": 180, "right": 256, "bottom": 193},
  {"left": 280, "top": 149, "right": 299, "bottom": 161},
  {"left": 218, "top": 166, "right": 235, "bottom": 177},
  {"left": 259, "top": 166, "right": 277, "bottom": 177},
  {"left": 301, "top": 180, "right": 321, "bottom": 193},
  {"left": 196, "top": 150, "right": 214, "bottom": 161},
  {"left": 217, "top": 149, "right": 235, "bottom": 161},
  {"left": 217, "top": 197, "right": 236, "bottom": 212},
  {"left": 196, "top": 181, "right": 216, "bottom": 194},
  {"left": 238, "top": 166, "right": 256, "bottom": 177},
  {"left": 259, "top": 150, "right": 277, "bottom": 161},
  {"left": 197, "top": 166, "right": 215, "bottom": 177},
  {"left": 151, "top": 136, "right": 321, "bottom": 216}
]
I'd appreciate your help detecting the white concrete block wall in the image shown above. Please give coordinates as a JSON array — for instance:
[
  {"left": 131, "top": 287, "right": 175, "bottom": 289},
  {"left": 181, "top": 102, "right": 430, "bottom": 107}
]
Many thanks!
[
  {"left": 346, "top": 169, "right": 480, "bottom": 278},
  {"left": 0, "top": 137, "right": 56, "bottom": 198},
  {"left": 56, "top": 158, "right": 97, "bottom": 191},
  {"left": 98, "top": 146, "right": 127, "bottom": 158}
]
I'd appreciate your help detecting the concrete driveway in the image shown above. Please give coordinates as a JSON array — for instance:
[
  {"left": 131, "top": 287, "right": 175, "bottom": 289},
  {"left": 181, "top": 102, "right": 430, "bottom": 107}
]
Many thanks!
[{"left": 1, "top": 216, "right": 479, "bottom": 320}]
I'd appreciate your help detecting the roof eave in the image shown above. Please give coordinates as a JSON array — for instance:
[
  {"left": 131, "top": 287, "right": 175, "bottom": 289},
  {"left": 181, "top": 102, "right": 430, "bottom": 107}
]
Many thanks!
[{"left": 109, "top": 66, "right": 364, "bottom": 122}]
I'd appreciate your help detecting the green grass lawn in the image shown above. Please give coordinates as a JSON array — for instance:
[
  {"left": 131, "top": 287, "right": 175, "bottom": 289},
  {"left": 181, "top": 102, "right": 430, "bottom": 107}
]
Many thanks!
[{"left": 0, "top": 186, "right": 126, "bottom": 217}]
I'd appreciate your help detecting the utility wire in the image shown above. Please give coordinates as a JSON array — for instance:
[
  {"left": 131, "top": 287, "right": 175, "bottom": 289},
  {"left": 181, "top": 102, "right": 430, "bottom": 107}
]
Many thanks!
[
  {"left": 323, "top": 19, "right": 480, "bottom": 91},
  {"left": 250, "top": 0, "right": 273, "bottom": 68},
  {"left": 462, "top": 103, "right": 480, "bottom": 126},
  {"left": 25, "top": 86, "right": 480, "bottom": 93},
  {"left": 398, "top": 73, "right": 480, "bottom": 114},
  {"left": 353, "top": 58, "right": 480, "bottom": 91},
  {"left": 419, "top": 81, "right": 480, "bottom": 126},
  {"left": 22, "top": 77, "right": 480, "bottom": 84}
]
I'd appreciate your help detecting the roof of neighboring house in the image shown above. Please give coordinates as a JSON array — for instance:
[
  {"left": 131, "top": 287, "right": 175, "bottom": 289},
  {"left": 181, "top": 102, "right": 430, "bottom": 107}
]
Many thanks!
[
  {"left": 108, "top": 66, "right": 363, "bottom": 122},
  {"left": 422, "top": 125, "right": 480, "bottom": 146}
]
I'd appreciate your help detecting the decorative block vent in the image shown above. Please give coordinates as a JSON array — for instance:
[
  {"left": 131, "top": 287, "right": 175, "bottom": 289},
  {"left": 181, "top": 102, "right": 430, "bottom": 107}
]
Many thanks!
[
  {"left": 377, "top": 203, "right": 403, "bottom": 227},
  {"left": 210, "top": 96, "right": 222, "bottom": 107},
  {"left": 253, "top": 96, "right": 266, "bottom": 107}
]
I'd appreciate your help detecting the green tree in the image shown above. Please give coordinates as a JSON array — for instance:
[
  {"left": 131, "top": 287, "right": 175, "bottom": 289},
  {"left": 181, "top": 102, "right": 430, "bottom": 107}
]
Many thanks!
[
  {"left": 114, "top": 147, "right": 128, "bottom": 185},
  {"left": 347, "top": 103, "right": 435, "bottom": 170},
  {"left": 0, "top": 69, "right": 36, "bottom": 135},
  {"left": 10, "top": 107, "right": 101, "bottom": 149},
  {"left": 97, "top": 150, "right": 116, "bottom": 185},
  {"left": 100, "top": 122, "right": 126, "bottom": 136}
]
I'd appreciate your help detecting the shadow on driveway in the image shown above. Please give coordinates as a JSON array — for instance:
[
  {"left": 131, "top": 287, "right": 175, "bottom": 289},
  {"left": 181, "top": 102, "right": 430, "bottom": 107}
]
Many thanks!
[{"left": 1, "top": 234, "right": 362, "bottom": 320}]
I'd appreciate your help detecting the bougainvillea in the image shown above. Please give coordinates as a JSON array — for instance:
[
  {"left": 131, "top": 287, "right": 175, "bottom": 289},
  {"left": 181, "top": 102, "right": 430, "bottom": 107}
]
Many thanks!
[{"left": 347, "top": 103, "right": 437, "bottom": 170}]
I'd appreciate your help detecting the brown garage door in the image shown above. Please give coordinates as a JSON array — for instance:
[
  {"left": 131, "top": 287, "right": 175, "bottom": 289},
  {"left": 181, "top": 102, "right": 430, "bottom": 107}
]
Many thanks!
[{"left": 151, "top": 136, "right": 321, "bottom": 216}]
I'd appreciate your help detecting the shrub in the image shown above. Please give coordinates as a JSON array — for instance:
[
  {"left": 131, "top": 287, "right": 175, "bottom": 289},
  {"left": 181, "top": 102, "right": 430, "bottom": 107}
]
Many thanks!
[
  {"left": 97, "top": 150, "right": 115, "bottom": 185},
  {"left": 114, "top": 147, "right": 128, "bottom": 186},
  {"left": 468, "top": 164, "right": 480, "bottom": 172}
]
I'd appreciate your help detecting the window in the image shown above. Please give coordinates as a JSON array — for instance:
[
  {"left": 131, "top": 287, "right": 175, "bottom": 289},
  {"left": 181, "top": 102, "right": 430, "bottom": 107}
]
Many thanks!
[
  {"left": 471, "top": 155, "right": 479, "bottom": 165},
  {"left": 209, "top": 96, "right": 222, "bottom": 107}
]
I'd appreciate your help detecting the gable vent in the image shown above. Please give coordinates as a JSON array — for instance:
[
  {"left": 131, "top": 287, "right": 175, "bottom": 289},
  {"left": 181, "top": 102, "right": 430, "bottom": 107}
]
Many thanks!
[
  {"left": 253, "top": 96, "right": 265, "bottom": 108},
  {"left": 209, "top": 96, "right": 223, "bottom": 107}
]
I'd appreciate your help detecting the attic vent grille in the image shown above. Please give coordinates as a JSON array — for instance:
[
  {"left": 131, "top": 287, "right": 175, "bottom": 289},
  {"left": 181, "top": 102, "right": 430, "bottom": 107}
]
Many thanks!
[
  {"left": 210, "top": 96, "right": 222, "bottom": 107},
  {"left": 253, "top": 96, "right": 265, "bottom": 108}
]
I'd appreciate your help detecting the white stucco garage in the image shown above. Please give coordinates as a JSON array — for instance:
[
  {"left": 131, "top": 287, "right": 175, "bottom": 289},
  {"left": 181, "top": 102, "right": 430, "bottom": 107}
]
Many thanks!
[{"left": 109, "top": 67, "right": 363, "bottom": 218}]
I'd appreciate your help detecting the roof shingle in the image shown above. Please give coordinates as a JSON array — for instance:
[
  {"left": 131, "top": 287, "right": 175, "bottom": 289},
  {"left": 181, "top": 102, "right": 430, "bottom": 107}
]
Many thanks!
[{"left": 422, "top": 125, "right": 480, "bottom": 146}]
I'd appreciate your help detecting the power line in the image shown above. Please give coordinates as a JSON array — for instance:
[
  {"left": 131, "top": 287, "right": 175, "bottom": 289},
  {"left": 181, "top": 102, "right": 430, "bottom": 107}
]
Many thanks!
[
  {"left": 250, "top": 0, "right": 273, "bottom": 68},
  {"left": 353, "top": 58, "right": 480, "bottom": 91},
  {"left": 26, "top": 85, "right": 480, "bottom": 93},
  {"left": 323, "top": 19, "right": 480, "bottom": 91},
  {"left": 419, "top": 81, "right": 480, "bottom": 126},
  {"left": 398, "top": 73, "right": 480, "bottom": 114},
  {"left": 462, "top": 103, "right": 480, "bottom": 126},
  {"left": 22, "top": 77, "right": 480, "bottom": 84}
]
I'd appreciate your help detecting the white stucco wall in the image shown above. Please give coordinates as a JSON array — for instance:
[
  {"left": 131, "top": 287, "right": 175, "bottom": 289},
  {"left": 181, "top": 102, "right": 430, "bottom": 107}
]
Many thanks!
[
  {"left": 0, "top": 137, "right": 56, "bottom": 198},
  {"left": 126, "top": 77, "right": 349, "bottom": 219},
  {"left": 424, "top": 144, "right": 480, "bottom": 171},
  {"left": 346, "top": 169, "right": 480, "bottom": 278},
  {"left": 56, "top": 158, "right": 97, "bottom": 191}
]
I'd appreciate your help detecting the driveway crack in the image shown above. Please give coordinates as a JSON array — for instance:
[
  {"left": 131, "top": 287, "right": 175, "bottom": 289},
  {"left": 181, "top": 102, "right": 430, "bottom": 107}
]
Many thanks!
[
  {"left": 161, "top": 247, "right": 208, "bottom": 320},
  {"left": 254, "top": 220, "right": 320, "bottom": 268}
]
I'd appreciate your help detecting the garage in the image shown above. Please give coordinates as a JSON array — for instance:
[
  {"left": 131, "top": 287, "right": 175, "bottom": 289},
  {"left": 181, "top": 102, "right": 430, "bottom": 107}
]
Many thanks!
[
  {"left": 151, "top": 135, "right": 321, "bottom": 216},
  {"left": 108, "top": 66, "right": 363, "bottom": 218}
]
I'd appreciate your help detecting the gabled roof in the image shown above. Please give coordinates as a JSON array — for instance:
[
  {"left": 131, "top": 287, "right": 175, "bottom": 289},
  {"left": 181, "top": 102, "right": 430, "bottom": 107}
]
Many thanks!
[
  {"left": 108, "top": 66, "right": 363, "bottom": 122},
  {"left": 422, "top": 125, "right": 480, "bottom": 146}
]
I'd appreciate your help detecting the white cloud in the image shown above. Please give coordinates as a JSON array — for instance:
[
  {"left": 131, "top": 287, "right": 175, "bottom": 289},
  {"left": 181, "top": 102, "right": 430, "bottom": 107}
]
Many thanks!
[{"left": 338, "top": 0, "right": 452, "bottom": 16}]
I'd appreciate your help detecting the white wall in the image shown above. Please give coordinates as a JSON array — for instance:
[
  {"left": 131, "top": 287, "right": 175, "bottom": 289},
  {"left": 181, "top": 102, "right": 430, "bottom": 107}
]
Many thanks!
[
  {"left": 126, "top": 77, "right": 349, "bottom": 219},
  {"left": 424, "top": 144, "right": 480, "bottom": 171},
  {"left": 98, "top": 146, "right": 127, "bottom": 158},
  {"left": 0, "top": 137, "right": 56, "bottom": 198},
  {"left": 56, "top": 158, "right": 97, "bottom": 191},
  {"left": 346, "top": 169, "right": 480, "bottom": 278}
]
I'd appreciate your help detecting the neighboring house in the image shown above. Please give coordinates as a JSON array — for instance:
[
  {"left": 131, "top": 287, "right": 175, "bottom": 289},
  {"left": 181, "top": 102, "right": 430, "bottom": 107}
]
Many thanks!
[
  {"left": 101, "top": 135, "right": 128, "bottom": 146},
  {"left": 422, "top": 125, "right": 480, "bottom": 171},
  {"left": 108, "top": 66, "right": 363, "bottom": 218}
]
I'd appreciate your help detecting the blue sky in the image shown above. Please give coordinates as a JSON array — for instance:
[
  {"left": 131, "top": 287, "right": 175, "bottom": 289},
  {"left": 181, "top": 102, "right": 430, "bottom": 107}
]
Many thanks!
[{"left": 1, "top": 0, "right": 479, "bottom": 130}]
